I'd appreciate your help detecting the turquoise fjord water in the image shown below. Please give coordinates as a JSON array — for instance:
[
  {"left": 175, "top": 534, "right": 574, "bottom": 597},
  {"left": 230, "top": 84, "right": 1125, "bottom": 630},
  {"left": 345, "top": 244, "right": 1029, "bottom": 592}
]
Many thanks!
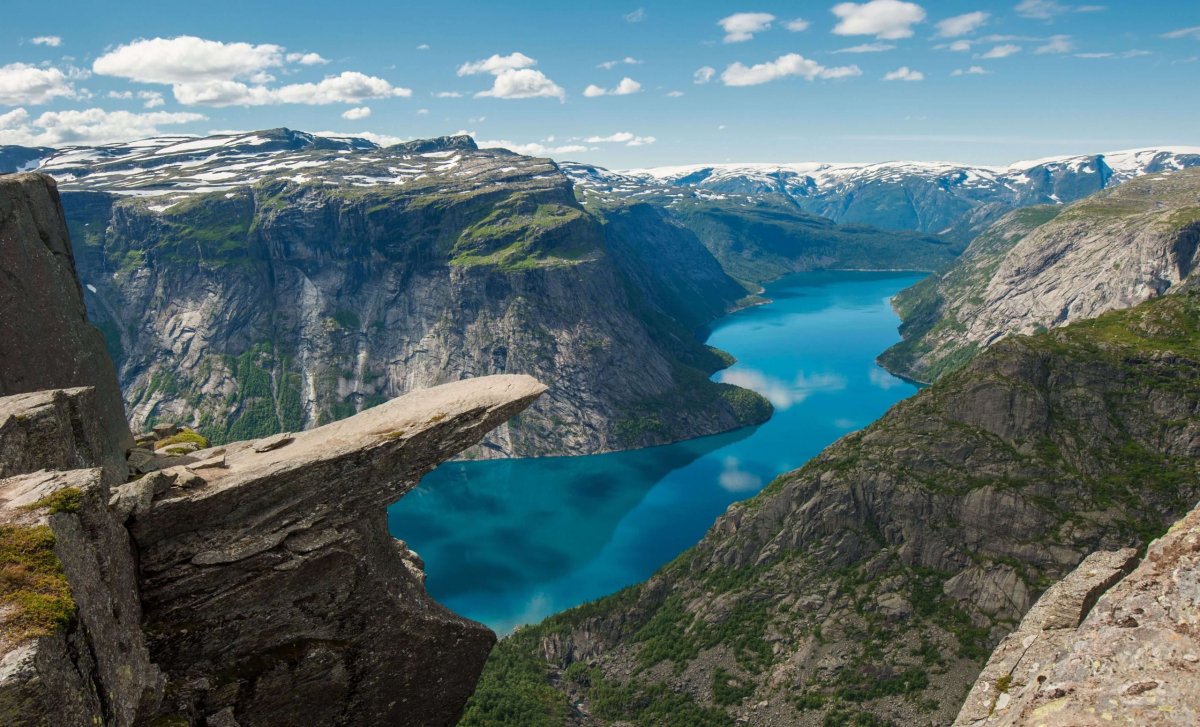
[{"left": 387, "top": 270, "right": 925, "bottom": 633}]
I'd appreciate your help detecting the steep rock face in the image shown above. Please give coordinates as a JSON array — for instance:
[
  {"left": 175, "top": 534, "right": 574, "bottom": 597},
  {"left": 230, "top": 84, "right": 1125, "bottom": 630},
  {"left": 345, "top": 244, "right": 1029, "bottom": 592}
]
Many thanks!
[
  {"left": 463, "top": 291, "right": 1200, "bottom": 727},
  {"left": 958, "top": 502, "right": 1200, "bottom": 726},
  {"left": 881, "top": 169, "right": 1200, "bottom": 382},
  {"left": 124, "top": 375, "right": 546, "bottom": 725},
  {"left": 0, "top": 173, "right": 549, "bottom": 726},
  {"left": 49, "top": 133, "right": 767, "bottom": 456},
  {"left": 0, "top": 391, "right": 161, "bottom": 724},
  {"left": 0, "top": 174, "right": 131, "bottom": 480}
]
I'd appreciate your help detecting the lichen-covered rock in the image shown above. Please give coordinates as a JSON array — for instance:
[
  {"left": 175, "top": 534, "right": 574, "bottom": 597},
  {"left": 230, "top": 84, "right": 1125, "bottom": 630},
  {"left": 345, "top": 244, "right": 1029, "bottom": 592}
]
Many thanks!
[
  {"left": 0, "top": 174, "right": 131, "bottom": 481},
  {"left": 957, "top": 502, "right": 1200, "bottom": 726}
]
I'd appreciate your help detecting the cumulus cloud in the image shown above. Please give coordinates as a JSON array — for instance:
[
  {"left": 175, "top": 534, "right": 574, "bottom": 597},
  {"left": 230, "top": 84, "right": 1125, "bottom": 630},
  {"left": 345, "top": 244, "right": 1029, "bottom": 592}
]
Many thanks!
[
  {"left": 786, "top": 18, "right": 811, "bottom": 31},
  {"left": 458, "top": 52, "right": 565, "bottom": 101},
  {"left": 30, "top": 36, "right": 62, "bottom": 47},
  {"left": 93, "top": 36, "right": 406, "bottom": 108},
  {"left": 979, "top": 44, "right": 1021, "bottom": 58},
  {"left": 584, "top": 131, "right": 656, "bottom": 145},
  {"left": 936, "top": 11, "right": 988, "bottom": 37},
  {"left": 456, "top": 52, "right": 537, "bottom": 76},
  {"left": 1015, "top": 0, "right": 1105, "bottom": 20},
  {"left": 0, "top": 63, "right": 77, "bottom": 106},
  {"left": 582, "top": 77, "right": 641, "bottom": 97},
  {"left": 883, "top": 66, "right": 924, "bottom": 81},
  {"left": 693, "top": 66, "right": 716, "bottom": 84},
  {"left": 138, "top": 90, "right": 164, "bottom": 108},
  {"left": 171, "top": 71, "right": 411, "bottom": 107},
  {"left": 721, "top": 54, "right": 862, "bottom": 86},
  {"left": 434, "top": 91, "right": 463, "bottom": 98},
  {"left": 341, "top": 106, "right": 371, "bottom": 120},
  {"left": 598, "top": 56, "right": 642, "bottom": 70},
  {"left": 946, "top": 39, "right": 973, "bottom": 51},
  {"left": 868, "top": 367, "right": 905, "bottom": 390},
  {"left": 286, "top": 52, "right": 329, "bottom": 65},
  {"left": 835, "top": 42, "right": 896, "bottom": 53},
  {"left": 831, "top": 0, "right": 926, "bottom": 40},
  {"left": 718, "top": 12, "right": 776, "bottom": 43},
  {"left": 1035, "top": 35, "right": 1074, "bottom": 54},
  {"left": 94, "top": 36, "right": 285, "bottom": 84},
  {"left": 0, "top": 106, "right": 205, "bottom": 146},
  {"left": 951, "top": 65, "right": 989, "bottom": 75},
  {"left": 666, "top": 90, "right": 684, "bottom": 97}
]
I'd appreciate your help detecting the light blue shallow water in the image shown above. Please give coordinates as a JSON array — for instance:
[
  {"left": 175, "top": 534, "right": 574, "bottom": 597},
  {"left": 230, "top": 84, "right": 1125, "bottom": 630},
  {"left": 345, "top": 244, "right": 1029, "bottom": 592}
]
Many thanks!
[{"left": 387, "top": 270, "right": 925, "bottom": 633}]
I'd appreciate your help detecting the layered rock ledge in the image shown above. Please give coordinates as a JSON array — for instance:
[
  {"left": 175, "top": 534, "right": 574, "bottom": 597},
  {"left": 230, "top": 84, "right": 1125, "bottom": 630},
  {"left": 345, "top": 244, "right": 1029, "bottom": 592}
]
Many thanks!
[
  {"left": 0, "top": 172, "right": 548, "bottom": 726},
  {"left": 957, "top": 501, "right": 1200, "bottom": 726}
]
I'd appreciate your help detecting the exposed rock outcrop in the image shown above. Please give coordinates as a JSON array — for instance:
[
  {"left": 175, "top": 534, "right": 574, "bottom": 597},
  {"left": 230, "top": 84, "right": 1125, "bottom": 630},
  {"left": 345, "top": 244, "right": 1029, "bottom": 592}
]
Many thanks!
[
  {"left": 0, "top": 172, "right": 548, "bottom": 726},
  {"left": 881, "top": 169, "right": 1200, "bottom": 382},
  {"left": 0, "top": 174, "right": 131, "bottom": 481},
  {"left": 463, "top": 290, "right": 1200, "bottom": 726},
  {"left": 957, "top": 502, "right": 1200, "bottom": 726}
]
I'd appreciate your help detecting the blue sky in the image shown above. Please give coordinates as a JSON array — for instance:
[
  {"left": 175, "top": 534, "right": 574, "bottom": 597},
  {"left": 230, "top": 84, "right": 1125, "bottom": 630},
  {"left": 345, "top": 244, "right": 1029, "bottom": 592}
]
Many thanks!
[{"left": 1, "top": 0, "right": 1198, "bottom": 167}]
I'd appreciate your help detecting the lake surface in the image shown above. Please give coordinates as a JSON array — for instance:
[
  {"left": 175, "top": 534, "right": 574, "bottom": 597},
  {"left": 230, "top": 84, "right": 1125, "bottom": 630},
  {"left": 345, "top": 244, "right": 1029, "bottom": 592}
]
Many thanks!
[{"left": 388, "top": 270, "right": 925, "bottom": 633}]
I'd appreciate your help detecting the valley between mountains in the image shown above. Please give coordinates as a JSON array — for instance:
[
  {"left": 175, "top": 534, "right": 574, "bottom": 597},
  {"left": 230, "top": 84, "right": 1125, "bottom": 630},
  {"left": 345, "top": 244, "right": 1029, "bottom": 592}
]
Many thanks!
[{"left": 3, "top": 130, "right": 1200, "bottom": 727}]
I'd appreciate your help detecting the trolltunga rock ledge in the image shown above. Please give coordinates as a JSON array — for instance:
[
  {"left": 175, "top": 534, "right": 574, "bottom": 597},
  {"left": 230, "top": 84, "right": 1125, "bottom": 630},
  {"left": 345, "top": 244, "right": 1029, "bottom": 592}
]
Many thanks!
[{"left": 119, "top": 374, "right": 547, "bottom": 726}]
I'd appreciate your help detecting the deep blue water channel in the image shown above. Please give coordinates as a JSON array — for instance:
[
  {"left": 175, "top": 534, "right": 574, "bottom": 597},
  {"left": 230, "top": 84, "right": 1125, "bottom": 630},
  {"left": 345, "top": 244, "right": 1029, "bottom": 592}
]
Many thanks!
[{"left": 388, "top": 270, "right": 925, "bottom": 633}]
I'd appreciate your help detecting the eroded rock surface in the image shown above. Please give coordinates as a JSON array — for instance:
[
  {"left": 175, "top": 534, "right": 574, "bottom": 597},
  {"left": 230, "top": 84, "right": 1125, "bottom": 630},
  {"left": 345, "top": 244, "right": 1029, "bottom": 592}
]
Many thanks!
[
  {"left": 957, "top": 503, "right": 1200, "bottom": 726},
  {"left": 0, "top": 173, "right": 131, "bottom": 480}
]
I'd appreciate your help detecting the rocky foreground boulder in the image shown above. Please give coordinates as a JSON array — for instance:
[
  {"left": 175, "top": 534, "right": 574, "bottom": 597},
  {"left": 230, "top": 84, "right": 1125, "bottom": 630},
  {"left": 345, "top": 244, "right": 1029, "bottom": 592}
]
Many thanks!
[
  {"left": 0, "top": 173, "right": 545, "bottom": 726},
  {"left": 957, "top": 503, "right": 1199, "bottom": 726}
]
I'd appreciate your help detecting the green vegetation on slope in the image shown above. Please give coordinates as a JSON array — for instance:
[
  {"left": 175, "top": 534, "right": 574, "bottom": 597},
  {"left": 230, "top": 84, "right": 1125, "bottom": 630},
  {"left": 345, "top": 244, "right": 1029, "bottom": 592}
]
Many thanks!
[
  {"left": 462, "top": 289, "right": 1200, "bottom": 726},
  {"left": 0, "top": 525, "right": 74, "bottom": 640}
]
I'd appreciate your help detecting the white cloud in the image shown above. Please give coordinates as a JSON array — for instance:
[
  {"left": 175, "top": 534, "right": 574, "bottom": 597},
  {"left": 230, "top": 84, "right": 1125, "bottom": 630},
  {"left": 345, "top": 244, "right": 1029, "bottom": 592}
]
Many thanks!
[
  {"left": 342, "top": 106, "right": 371, "bottom": 120},
  {"left": 693, "top": 66, "right": 716, "bottom": 84},
  {"left": 1015, "top": 1, "right": 1105, "bottom": 19},
  {"left": 868, "top": 367, "right": 904, "bottom": 390},
  {"left": 718, "top": 12, "right": 776, "bottom": 43},
  {"left": 172, "top": 71, "right": 411, "bottom": 107},
  {"left": 598, "top": 56, "right": 642, "bottom": 70},
  {"left": 474, "top": 136, "right": 587, "bottom": 156},
  {"left": 666, "top": 90, "right": 684, "bottom": 97},
  {"left": 951, "top": 65, "right": 989, "bottom": 75},
  {"left": 883, "top": 66, "right": 924, "bottom": 81},
  {"left": 456, "top": 52, "right": 537, "bottom": 76},
  {"left": 138, "top": 90, "right": 164, "bottom": 108},
  {"left": 947, "top": 39, "right": 973, "bottom": 51},
  {"left": 1035, "top": 35, "right": 1074, "bottom": 54},
  {"left": 786, "top": 18, "right": 811, "bottom": 32},
  {"left": 835, "top": 42, "right": 896, "bottom": 53},
  {"left": 93, "top": 36, "right": 285, "bottom": 84},
  {"left": 30, "top": 36, "right": 62, "bottom": 47},
  {"left": 0, "top": 106, "right": 205, "bottom": 146},
  {"left": 416, "top": 108, "right": 429, "bottom": 115},
  {"left": 107, "top": 90, "right": 132, "bottom": 100},
  {"left": 625, "top": 7, "right": 646, "bottom": 22},
  {"left": 1075, "top": 49, "right": 1151, "bottom": 59},
  {"left": 584, "top": 131, "right": 656, "bottom": 145},
  {"left": 286, "top": 52, "right": 329, "bottom": 65},
  {"left": 0, "top": 63, "right": 76, "bottom": 106},
  {"left": 416, "top": 44, "right": 431, "bottom": 50},
  {"left": 721, "top": 53, "right": 862, "bottom": 86},
  {"left": 936, "top": 11, "right": 989, "bottom": 37},
  {"left": 314, "top": 129, "right": 407, "bottom": 146},
  {"left": 582, "top": 77, "right": 641, "bottom": 97},
  {"left": 434, "top": 91, "right": 463, "bottom": 98},
  {"left": 831, "top": 0, "right": 926, "bottom": 40},
  {"left": 1163, "top": 26, "right": 1200, "bottom": 40},
  {"left": 458, "top": 53, "right": 564, "bottom": 101},
  {"left": 980, "top": 44, "right": 1021, "bottom": 58},
  {"left": 477, "top": 68, "right": 565, "bottom": 101}
]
